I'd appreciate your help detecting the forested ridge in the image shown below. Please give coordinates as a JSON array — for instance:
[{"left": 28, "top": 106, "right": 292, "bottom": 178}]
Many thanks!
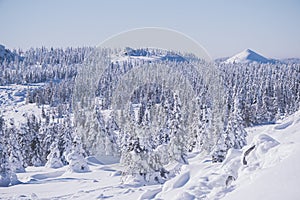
[{"left": 0, "top": 46, "right": 299, "bottom": 185}]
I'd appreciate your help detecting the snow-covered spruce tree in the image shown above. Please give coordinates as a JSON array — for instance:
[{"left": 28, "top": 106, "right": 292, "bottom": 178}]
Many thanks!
[
  {"left": 167, "top": 92, "right": 188, "bottom": 164},
  {"left": 231, "top": 97, "right": 247, "bottom": 149},
  {"left": 80, "top": 105, "right": 101, "bottom": 156},
  {"left": 120, "top": 132, "right": 148, "bottom": 183},
  {"left": 56, "top": 117, "right": 73, "bottom": 165},
  {"left": 39, "top": 112, "right": 73, "bottom": 166},
  {"left": 188, "top": 95, "right": 213, "bottom": 153},
  {"left": 120, "top": 123, "right": 167, "bottom": 184},
  {"left": 18, "top": 114, "right": 43, "bottom": 167},
  {"left": 155, "top": 97, "right": 172, "bottom": 147},
  {"left": 211, "top": 133, "right": 227, "bottom": 163},
  {"left": 22, "top": 114, "right": 43, "bottom": 167},
  {"left": 262, "top": 84, "right": 277, "bottom": 124},
  {"left": 66, "top": 135, "right": 89, "bottom": 173},
  {"left": 211, "top": 89, "right": 235, "bottom": 162},
  {"left": 187, "top": 98, "right": 201, "bottom": 152},
  {"left": 104, "top": 113, "right": 119, "bottom": 156},
  {"left": 145, "top": 103, "right": 169, "bottom": 180},
  {"left": 120, "top": 102, "right": 168, "bottom": 184},
  {"left": 212, "top": 96, "right": 247, "bottom": 162},
  {"left": 41, "top": 121, "right": 58, "bottom": 164},
  {"left": 46, "top": 139, "right": 63, "bottom": 169},
  {"left": 5, "top": 120, "right": 25, "bottom": 173},
  {"left": 80, "top": 103, "right": 119, "bottom": 158},
  {"left": 18, "top": 122, "right": 31, "bottom": 168},
  {"left": 153, "top": 103, "right": 170, "bottom": 148},
  {"left": 0, "top": 116, "right": 19, "bottom": 187}
]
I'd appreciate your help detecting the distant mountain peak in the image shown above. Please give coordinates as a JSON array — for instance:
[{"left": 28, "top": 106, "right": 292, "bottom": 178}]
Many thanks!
[
  {"left": 224, "top": 49, "right": 275, "bottom": 64},
  {"left": 244, "top": 48, "right": 254, "bottom": 53}
]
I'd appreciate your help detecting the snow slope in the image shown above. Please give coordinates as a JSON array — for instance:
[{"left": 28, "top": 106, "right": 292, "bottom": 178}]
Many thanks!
[
  {"left": 157, "top": 110, "right": 300, "bottom": 199},
  {"left": 0, "top": 110, "right": 299, "bottom": 199},
  {"left": 224, "top": 49, "right": 276, "bottom": 64},
  {"left": 0, "top": 84, "right": 45, "bottom": 125},
  {"left": 0, "top": 44, "right": 19, "bottom": 63},
  {"left": 223, "top": 111, "right": 300, "bottom": 200}
]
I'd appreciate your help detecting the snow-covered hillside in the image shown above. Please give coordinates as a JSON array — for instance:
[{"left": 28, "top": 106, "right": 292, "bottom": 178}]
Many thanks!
[
  {"left": 280, "top": 58, "right": 300, "bottom": 64},
  {"left": 0, "top": 44, "right": 17, "bottom": 63},
  {"left": 0, "top": 84, "right": 44, "bottom": 125},
  {"left": 111, "top": 47, "right": 187, "bottom": 63},
  {"left": 224, "top": 49, "right": 275, "bottom": 64},
  {"left": 1, "top": 109, "right": 299, "bottom": 199},
  {"left": 223, "top": 110, "right": 300, "bottom": 200},
  {"left": 158, "top": 109, "right": 300, "bottom": 199}
]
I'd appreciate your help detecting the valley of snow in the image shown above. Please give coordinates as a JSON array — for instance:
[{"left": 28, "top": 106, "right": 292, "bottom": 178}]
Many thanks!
[{"left": 1, "top": 90, "right": 299, "bottom": 200}]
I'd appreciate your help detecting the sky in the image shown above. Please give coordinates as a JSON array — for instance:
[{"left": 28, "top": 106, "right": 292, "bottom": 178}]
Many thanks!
[{"left": 0, "top": 0, "right": 299, "bottom": 58}]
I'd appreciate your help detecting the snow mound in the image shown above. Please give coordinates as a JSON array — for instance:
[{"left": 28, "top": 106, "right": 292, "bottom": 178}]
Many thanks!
[
  {"left": 253, "top": 134, "right": 280, "bottom": 153},
  {"left": 223, "top": 110, "right": 300, "bottom": 200},
  {"left": 31, "top": 171, "right": 65, "bottom": 180},
  {"left": 138, "top": 188, "right": 161, "bottom": 200},
  {"left": 224, "top": 49, "right": 275, "bottom": 64},
  {"left": 175, "top": 191, "right": 195, "bottom": 200},
  {"left": 0, "top": 172, "right": 20, "bottom": 187},
  {"left": 274, "top": 120, "right": 293, "bottom": 130},
  {"left": 157, "top": 110, "right": 300, "bottom": 199}
]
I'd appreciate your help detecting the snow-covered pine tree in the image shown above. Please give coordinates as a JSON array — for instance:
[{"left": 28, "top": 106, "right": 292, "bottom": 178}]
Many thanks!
[
  {"left": 211, "top": 131, "right": 228, "bottom": 163},
  {"left": 41, "top": 121, "right": 58, "bottom": 164},
  {"left": 19, "top": 114, "right": 43, "bottom": 167},
  {"left": 0, "top": 116, "right": 19, "bottom": 187},
  {"left": 56, "top": 117, "right": 73, "bottom": 165},
  {"left": 66, "top": 135, "right": 89, "bottom": 173},
  {"left": 212, "top": 96, "right": 247, "bottom": 162},
  {"left": 167, "top": 92, "right": 188, "bottom": 164},
  {"left": 188, "top": 92, "right": 213, "bottom": 153},
  {"left": 231, "top": 96, "right": 247, "bottom": 149},
  {"left": 120, "top": 117, "right": 146, "bottom": 180},
  {"left": 262, "top": 83, "right": 277, "bottom": 124},
  {"left": 26, "top": 114, "right": 43, "bottom": 166},
  {"left": 46, "top": 139, "right": 63, "bottom": 168},
  {"left": 6, "top": 120, "right": 25, "bottom": 173},
  {"left": 120, "top": 104, "right": 167, "bottom": 184},
  {"left": 105, "top": 113, "right": 119, "bottom": 156}
]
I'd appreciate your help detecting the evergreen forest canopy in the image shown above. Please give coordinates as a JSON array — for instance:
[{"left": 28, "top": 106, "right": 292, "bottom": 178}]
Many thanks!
[{"left": 0, "top": 46, "right": 299, "bottom": 185}]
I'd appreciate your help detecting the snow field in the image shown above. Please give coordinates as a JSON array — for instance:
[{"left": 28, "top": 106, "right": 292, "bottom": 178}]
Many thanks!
[{"left": 0, "top": 98, "right": 300, "bottom": 200}]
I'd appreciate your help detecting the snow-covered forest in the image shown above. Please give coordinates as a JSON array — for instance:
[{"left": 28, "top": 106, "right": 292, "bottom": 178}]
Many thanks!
[{"left": 0, "top": 45, "right": 299, "bottom": 198}]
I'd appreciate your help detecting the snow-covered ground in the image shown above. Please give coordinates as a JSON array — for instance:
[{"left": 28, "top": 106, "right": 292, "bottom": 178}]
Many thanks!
[
  {"left": 0, "top": 84, "right": 44, "bottom": 125},
  {"left": 157, "top": 110, "right": 300, "bottom": 200},
  {"left": 1, "top": 108, "right": 299, "bottom": 199}
]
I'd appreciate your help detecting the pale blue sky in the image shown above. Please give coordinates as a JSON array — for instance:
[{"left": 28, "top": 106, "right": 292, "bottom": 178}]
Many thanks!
[{"left": 0, "top": 0, "right": 299, "bottom": 58}]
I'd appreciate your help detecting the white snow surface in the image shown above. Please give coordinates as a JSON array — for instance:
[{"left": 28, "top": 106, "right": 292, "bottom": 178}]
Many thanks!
[
  {"left": 224, "top": 49, "right": 274, "bottom": 64},
  {"left": 1, "top": 108, "right": 300, "bottom": 199},
  {"left": 0, "top": 84, "right": 46, "bottom": 125}
]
